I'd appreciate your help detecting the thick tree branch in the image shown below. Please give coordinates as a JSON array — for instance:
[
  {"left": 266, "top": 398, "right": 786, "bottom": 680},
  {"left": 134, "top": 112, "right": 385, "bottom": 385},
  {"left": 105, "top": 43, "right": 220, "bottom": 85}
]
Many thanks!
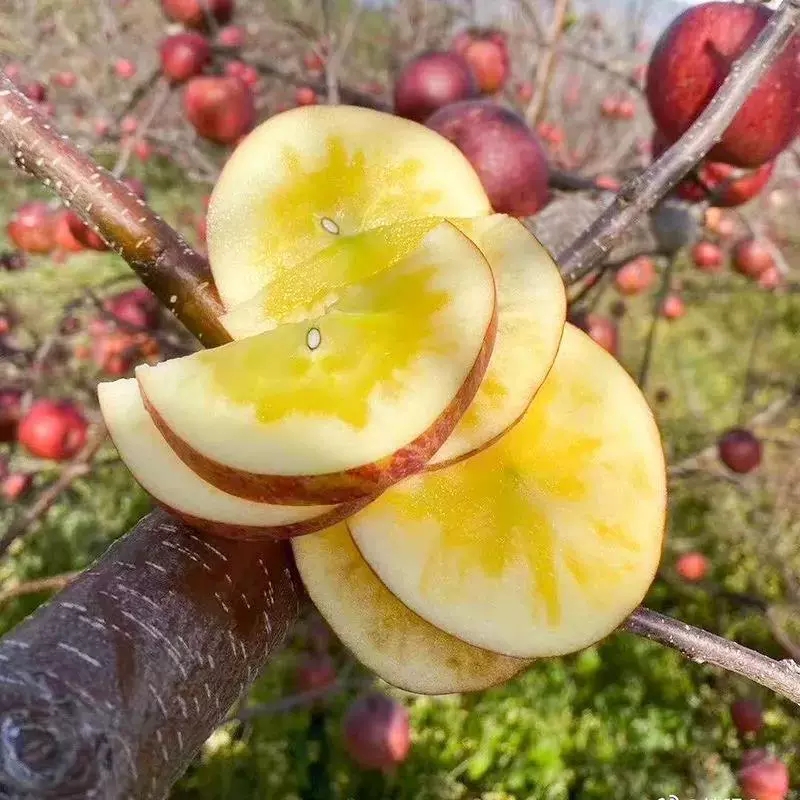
[{"left": 556, "top": 0, "right": 800, "bottom": 281}]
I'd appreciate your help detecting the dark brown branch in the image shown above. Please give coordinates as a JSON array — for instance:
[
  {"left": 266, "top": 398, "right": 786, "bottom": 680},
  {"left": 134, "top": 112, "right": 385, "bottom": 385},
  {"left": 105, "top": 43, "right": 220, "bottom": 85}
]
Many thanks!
[
  {"left": 0, "top": 74, "right": 229, "bottom": 348},
  {"left": 556, "top": 0, "right": 800, "bottom": 282},
  {"left": 624, "top": 607, "right": 800, "bottom": 706}
]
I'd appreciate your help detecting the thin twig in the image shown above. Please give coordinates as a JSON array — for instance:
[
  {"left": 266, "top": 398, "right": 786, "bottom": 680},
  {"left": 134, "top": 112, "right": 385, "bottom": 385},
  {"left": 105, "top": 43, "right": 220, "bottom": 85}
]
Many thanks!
[
  {"left": 0, "top": 571, "right": 80, "bottom": 604},
  {"left": 556, "top": 0, "right": 800, "bottom": 281},
  {"left": 526, "top": 0, "right": 570, "bottom": 125},
  {"left": 637, "top": 256, "right": 675, "bottom": 390},
  {"left": 738, "top": 291, "right": 772, "bottom": 423}
]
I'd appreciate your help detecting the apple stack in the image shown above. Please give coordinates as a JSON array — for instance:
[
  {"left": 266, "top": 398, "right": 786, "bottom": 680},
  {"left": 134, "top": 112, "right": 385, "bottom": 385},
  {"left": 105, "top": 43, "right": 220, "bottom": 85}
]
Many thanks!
[{"left": 99, "top": 105, "right": 667, "bottom": 694}]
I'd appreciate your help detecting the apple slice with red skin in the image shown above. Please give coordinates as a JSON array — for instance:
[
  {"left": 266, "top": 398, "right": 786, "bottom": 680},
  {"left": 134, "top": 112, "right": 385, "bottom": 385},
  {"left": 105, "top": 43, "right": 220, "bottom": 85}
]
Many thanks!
[
  {"left": 349, "top": 324, "right": 666, "bottom": 658},
  {"left": 98, "top": 379, "right": 364, "bottom": 540},
  {"left": 136, "top": 221, "right": 497, "bottom": 506},
  {"left": 206, "top": 105, "right": 492, "bottom": 310},
  {"left": 428, "top": 215, "right": 565, "bottom": 468},
  {"left": 292, "top": 523, "right": 531, "bottom": 694}
]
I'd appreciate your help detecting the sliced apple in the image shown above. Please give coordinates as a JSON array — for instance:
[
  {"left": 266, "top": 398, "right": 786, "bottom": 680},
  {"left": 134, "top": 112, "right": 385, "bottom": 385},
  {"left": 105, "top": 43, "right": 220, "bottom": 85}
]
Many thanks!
[
  {"left": 428, "top": 215, "right": 566, "bottom": 467},
  {"left": 136, "top": 221, "right": 497, "bottom": 506},
  {"left": 292, "top": 524, "right": 531, "bottom": 695},
  {"left": 207, "top": 104, "right": 492, "bottom": 309},
  {"left": 349, "top": 324, "right": 666, "bottom": 658},
  {"left": 98, "top": 378, "right": 361, "bottom": 540}
]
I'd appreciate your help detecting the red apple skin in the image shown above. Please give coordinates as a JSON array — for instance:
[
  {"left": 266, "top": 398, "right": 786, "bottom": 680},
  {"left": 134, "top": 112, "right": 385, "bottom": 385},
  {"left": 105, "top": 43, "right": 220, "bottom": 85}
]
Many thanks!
[
  {"left": 569, "top": 312, "right": 618, "bottom": 357},
  {"left": 646, "top": 2, "right": 800, "bottom": 168},
  {"left": 160, "top": 32, "right": 211, "bottom": 83},
  {"left": 295, "top": 86, "right": 318, "bottom": 106},
  {"left": 718, "top": 428, "right": 762, "bottom": 474},
  {"left": 758, "top": 265, "right": 781, "bottom": 290},
  {"left": 732, "top": 238, "right": 775, "bottom": 280},
  {"left": 217, "top": 25, "right": 244, "bottom": 48},
  {"left": 680, "top": 160, "right": 774, "bottom": 207},
  {"left": 614, "top": 255, "right": 655, "bottom": 295},
  {"left": 516, "top": 81, "right": 533, "bottom": 103},
  {"left": 295, "top": 654, "right": 337, "bottom": 693},
  {"left": 104, "top": 287, "right": 160, "bottom": 330},
  {"left": 123, "top": 177, "right": 148, "bottom": 201},
  {"left": 738, "top": 752, "right": 789, "bottom": 800},
  {"left": 675, "top": 552, "right": 709, "bottom": 582},
  {"left": 691, "top": 241, "right": 724, "bottom": 272},
  {"left": 17, "top": 400, "right": 88, "bottom": 462},
  {"left": 661, "top": 293, "right": 684, "bottom": 320},
  {"left": 120, "top": 116, "right": 138, "bottom": 135},
  {"left": 0, "top": 389, "right": 22, "bottom": 443},
  {"left": 7, "top": 202, "right": 55, "bottom": 254},
  {"left": 731, "top": 699, "right": 764, "bottom": 735},
  {"left": 452, "top": 30, "right": 510, "bottom": 94},
  {"left": 426, "top": 100, "right": 550, "bottom": 217},
  {"left": 394, "top": 51, "right": 478, "bottom": 123},
  {"left": 183, "top": 76, "right": 255, "bottom": 144},
  {"left": 53, "top": 210, "right": 84, "bottom": 253},
  {"left": 343, "top": 693, "right": 411, "bottom": 772},
  {"left": 21, "top": 81, "right": 47, "bottom": 103},
  {"left": 115, "top": 59, "right": 137, "bottom": 80},
  {"left": 595, "top": 175, "right": 621, "bottom": 192},
  {"left": 53, "top": 71, "right": 77, "bottom": 89},
  {"left": 65, "top": 211, "right": 109, "bottom": 252},
  {"left": 160, "top": 0, "right": 234, "bottom": 30},
  {"left": 1, "top": 473, "right": 31, "bottom": 502}
]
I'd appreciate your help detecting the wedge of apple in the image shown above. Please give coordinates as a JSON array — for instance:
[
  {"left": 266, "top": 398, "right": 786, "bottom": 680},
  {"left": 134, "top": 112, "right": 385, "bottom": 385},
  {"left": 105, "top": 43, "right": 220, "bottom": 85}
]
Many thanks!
[
  {"left": 98, "top": 378, "right": 362, "bottom": 540},
  {"left": 207, "top": 105, "right": 492, "bottom": 310},
  {"left": 293, "top": 523, "right": 530, "bottom": 694},
  {"left": 349, "top": 324, "right": 666, "bottom": 658},
  {"left": 135, "top": 221, "right": 497, "bottom": 506},
  {"left": 428, "top": 215, "right": 566, "bottom": 467}
]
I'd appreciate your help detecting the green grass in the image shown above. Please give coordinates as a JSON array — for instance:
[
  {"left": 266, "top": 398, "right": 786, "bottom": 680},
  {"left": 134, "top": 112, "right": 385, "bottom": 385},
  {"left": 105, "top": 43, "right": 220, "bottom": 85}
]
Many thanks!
[{"left": 1, "top": 162, "right": 799, "bottom": 799}]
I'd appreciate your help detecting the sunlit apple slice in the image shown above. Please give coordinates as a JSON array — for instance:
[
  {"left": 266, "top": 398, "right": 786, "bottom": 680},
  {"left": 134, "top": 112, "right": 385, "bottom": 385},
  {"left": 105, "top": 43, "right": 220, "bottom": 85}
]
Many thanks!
[
  {"left": 292, "top": 524, "right": 531, "bottom": 694},
  {"left": 207, "top": 104, "right": 493, "bottom": 309},
  {"left": 349, "top": 324, "right": 666, "bottom": 658},
  {"left": 98, "top": 379, "right": 361, "bottom": 540},
  {"left": 136, "top": 221, "right": 497, "bottom": 506},
  {"left": 428, "top": 215, "right": 566, "bottom": 467}
]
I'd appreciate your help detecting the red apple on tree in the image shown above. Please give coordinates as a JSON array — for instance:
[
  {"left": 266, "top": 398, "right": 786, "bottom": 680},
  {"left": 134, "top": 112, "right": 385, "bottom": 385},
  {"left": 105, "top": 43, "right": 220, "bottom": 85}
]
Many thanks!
[
  {"left": 114, "top": 59, "right": 137, "bottom": 80},
  {"left": 451, "top": 28, "right": 510, "bottom": 94},
  {"left": 568, "top": 311, "right": 619, "bottom": 357},
  {"left": 64, "top": 211, "right": 108, "bottom": 252},
  {"left": 295, "top": 86, "right": 317, "bottom": 106},
  {"left": 646, "top": 2, "right": 800, "bottom": 167},
  {"left": 17, "top": 399, "right": 88, "bottom": 462},
  {"left": 661, "top": 293, "right": 685, "bottom": 320},
  {"left": 53, "top": 210, "right": 84, "bottom": 254},
  {"left": 343, "top": 693, "right": 411, "bottom": 771},
  {"left": 295, "top": 654, "right": 337, "bottom": 693},
  {"left": 21, "top": 81, "right": 47, "bottom": 103},
  {"left": 160, "top": 32, "right": 211, "bottom": 83},
  {"left": 691, "top": 241, "right": 723, "bottom": 272},
  {"left": 614, "top": 255, "right": 655, "bottom": 295},
  {"left": 104, "top": 287, "right": 160, "bottom": 330},
  {"left": 1, "top": 472, "right": 31, "bottom": 502},
  {"left": 731, "top": 699, "right": 764, "bottom": 736},
  {"left": 7, "top": 201, "right": 55, "bottom": 254},
  {"left": 676, "top": 552, "right": 709, "bottom": 582},
  {"left": 516, "top": 81, "right": 533, "bottom": 103},
  {"left": 183, "top": 76, "right": 255, "bottom": 144},
  {"left": 0, "top": 389, "right": 22, "bottom": 443},
  {"left": 52, "top": 71, "right": 77, "bottom": 89},
  {"left": 393, "top": 51, "right": 478, "bottom": 123},
  {"left": 426, "top": 100, "right": 550, "bottom": 216},
  {"left": 718, "top": 428, "right": 762, "bottom": 473},
  {"left": 217, "top": 25, "right": 244, "bottom": 48},
  {"left": 738, "top": 751, "right": 789, "bottom": 800},
  {"left": 732, "top": 238, "right": 774, "bottom": 280},
  {"left": 160, "top": 0, "right": 234, "bottom": 30}
]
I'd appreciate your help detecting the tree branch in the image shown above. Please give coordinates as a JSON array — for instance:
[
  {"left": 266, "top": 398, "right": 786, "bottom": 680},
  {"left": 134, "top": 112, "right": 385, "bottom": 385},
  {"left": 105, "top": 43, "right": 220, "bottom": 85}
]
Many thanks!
[
  {"left": 525, "top": 0, "right": 570, "bottom": 125},
  {"left": 556, "top": 0, "right": 800, "bottom": 281}
]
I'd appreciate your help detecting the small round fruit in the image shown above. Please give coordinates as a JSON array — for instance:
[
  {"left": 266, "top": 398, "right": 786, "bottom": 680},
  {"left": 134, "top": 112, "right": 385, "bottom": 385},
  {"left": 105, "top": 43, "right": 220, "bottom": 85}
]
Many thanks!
[
  {"left": 17, "top": 400, "right": 88, "bottom": 461},
  {"left": 691, "top": 241, "right": 723, "bottom": 272},
  {"left": 66, "top": 211, "right": 108, "bottom": 252},
  {"left": 160, "top": 0, "right": 234, "bottom": 29},
  {"left": 1, "top": 473, "right": 31, "bottom": 502},
  {"left": 295, "top": 654, "right": 337, "bottom": 693},
  {"left": 217, "top": 25, "right": 244, "bottom": 48},
  {"left": 53, "top": 210, "right": 84, "bottom": 253},
  {"left": 738, "top": 752, "right": 789, "bottom": 800},
  {"left": 679, "top": 160, "right": 775, "bottom": 208},
  {"left": 160, "top": 32, "right": 211, "bottom": 83},
  {"left": 104, "top": 287, "right": 160, "bottom": 330},
  {"left": 295, "top": 86, "right": 317, "bottom": 106},
  {"left": 661, "top": 293, "right": 684, "bottom": 320},
  {"left": 731, "top": 699, "right": 764, "bottom": 735},
  {"left": 183, "top": 76, "right": 255, "bottom": 145},
  {"left": 453, "top": 30, "right": 510, "bottom": 94},
  {"left": 718, "top": 428, "right": 762, "bottom": 474},
  {"left": 343, "top": 693, "right": 411, "bottom": 771},
  {"left": 393, "top": 51, "right": 478, "bottom": 123},
  {"left": 733, "top": 238, "right": 774, "bottom": 280},
  {"left": 646, "top": 2, "right": 800, "bottom": 167},
  {"left": 615, "top": 255, "right": 655, "bottom": 295},
  {"left": 758, "top": 265, "right": 782, "bottom": 290},
  {"left": 114, "top": 59, "right": 137, "bottom": 80},
  {"left": 675, "top": 552, "right": 709, "bottom": 582},
  {"left": 0, "top": 389, "right": 22, "bottom": 443},
  {"left": 7, "top": 202, "right": 55, "bottom": 254},
  {"left": 426, "top": 100, "right": 549, "bottom": 216},
  {"left": 568, "top": 311, "right": 618, "bottom": 357}
]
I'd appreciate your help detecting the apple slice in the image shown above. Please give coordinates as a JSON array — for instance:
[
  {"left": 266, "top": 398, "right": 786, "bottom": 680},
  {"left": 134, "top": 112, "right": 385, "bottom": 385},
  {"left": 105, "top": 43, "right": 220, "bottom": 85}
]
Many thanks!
[
  {"left": 98, "top": 378, "right": 360, "bottom": 540},
  {"left": 207, "top": 104, "right": 492, "bottom": 309},
  {"left": 136, "top": 221, "right": 497, "bottom": 506},
  {"left": 349, "top": 324, "right": 666, "bottom": 658},
  {"left": 292, "top": 523, "right": 531, "bottom": 694},
  {"left": 428, "top": 215, "right": 566, "bottom": 467}
]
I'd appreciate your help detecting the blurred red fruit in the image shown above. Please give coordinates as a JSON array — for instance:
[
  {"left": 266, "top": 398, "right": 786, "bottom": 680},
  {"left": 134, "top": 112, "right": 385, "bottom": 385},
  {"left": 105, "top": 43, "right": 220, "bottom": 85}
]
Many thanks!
[
  {"left": 594, "top": 175, "right": 621, "bottom": 192},
  {"left": 103, "top": 287, "right": 160, "bottom": 330},
  {"left": 295, "top": 654, "right": 336, "bottom": 693},
  {"left": 1, "top": 473, "right": 31, "bottom": 502},
  {"left": 718, "top": 428, "right": 762, "bottom": 474},
  {"left": 732, "top": 238, "right": 774, "bottom": 280},
  {"left": 676, "top": 552, "right": 709, "bottom": 582},
  {"left": 452, "top": 29, "right": 510, "bottom": 94},
  {"left": 681, "top": 161, "right": 774, "bottom": 207},
  {"left": 7, "top": 202, "right": 55, "bottom": 254},
  {"left": 731, "top": 699, "right": 764, "bottom": 736},
  {"left": 17, "top": 400, "right": 88, "bottom": 461},
  {"left": 217, "top": 25, "right": 245, "bottom": 48},
  {"left": 615, "top": 256, "right": 655, "bottom": 295},
  {"left": 427, "top": 100, "right": 549, "bottom": 216},
  {"left": 160, "top": 0, "right": 234, "bottom": 30},
  {"left": 65, "top": 212, "right": 108, "bottom": 252},
  {"left": 303, "top": 50, "right": 325, "bottom": 73},
  {"left": 758, "top": 265, "right": 781, "bottom": 290},
  {"left": 600, "top": 96, "right": 618, "bottom": 118},
  {"left": 516, "top": 81, "right": 533, "bottom": 103},
  {"left": 114, "top": 59, "right": 137, "bottom": 79},
  {"left": 183, "top": 76, "right": 255, "bottom": 144},
  {"left": 393, "top": 51, "right": 478, "bottom": 123},
  {"left": 343, "top": 693, "right": 411, "bottom": 772},
  {"left": 93, "top": 118, "right": 111, "bottom": 137},
  {"left": 704, "top": 207, "right": 737, "bottom": 239},
  {"left": 569, "top": 312, "right": 619, "bottom": 357},
  {"left": 21, "top": 81, "right": 47, "bottom": 103},
  {"left": 53, "top": 210, "right": 84, "bottom": 253},
  {"left": 123, "top": 177, "right": 148, "bottom": 201},
  {"left": 53, "top": 71, "right": 77, "bottom": 89},
  {"left": 120, "top": 116, "right": 138, "bottom": 135},
  {"left": 691, "top": 241, "right": 723, "bottom": 272},
  {"left": 738, "top": 752, "right": 789, "bottom": 800},
  {"left": 160, "top": 32, "right": 211, "bottom": 83},
  {"left": 616, "top": 98, "right": 635, "bottom": 119},
  {"left": 133, "top": 139, "right": 153, "bottom": 161},
  {"left": 0, "top": 390, "right": 23, "bottom": 443},
  {"left": 295, "top": 86, "right": 317, "bottom": 106},
  {"left": 661, "top": 293, "right": 685, "bottom": 320},
  {"left": 646, "top": 2, "right": 800, "bottom": 167}
]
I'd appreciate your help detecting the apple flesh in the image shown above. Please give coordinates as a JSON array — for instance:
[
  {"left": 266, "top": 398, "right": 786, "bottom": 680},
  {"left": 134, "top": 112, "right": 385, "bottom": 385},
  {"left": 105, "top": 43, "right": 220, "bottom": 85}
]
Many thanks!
[
  {"left": 206, "top": 105, "right": 491, "bottom": 309},
  {"left": 426, "top": 100, "right": 550, "bottom": 217},
  {"left": 348, "top": 324, "right": 666, "bottom": 658},
  {"left": 98, "top": 378, "right": 361, "bottom": 540},
  {"left": 134, "top": 221, "right": 497, "bottom": 505},
  {"left": 183, "top": 76, "right": 255, "bottom": 145},
  {"left": 293, "top": 524, "right": 530, "bottom": 694},
  {"left": 18, "top": 399, "right": 88, "bottom": 461},
  {"left": 646, "top": 2, "right": 800, "bottom": 168},
  {"left": 160, "top": 32, "right": 211, "bottom": 83},
  {"left": 393, "top": 51, "right": 478, "bottom": 123},
  {"left": 343, "top": 693, "right": 411, "bottom": 771}
]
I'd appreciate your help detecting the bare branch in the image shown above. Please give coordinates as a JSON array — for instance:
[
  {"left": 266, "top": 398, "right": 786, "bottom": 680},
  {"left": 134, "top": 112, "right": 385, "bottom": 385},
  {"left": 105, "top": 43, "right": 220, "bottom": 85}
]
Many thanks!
[
  {"left": 0, "top": 571, "right": 80, "bottom": 604},
  {"left": 526, "top": 0, "right": 570, "bottom": 125},
  {"left": 556, "top": 0, "right": 800, "bottom": 282}
]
